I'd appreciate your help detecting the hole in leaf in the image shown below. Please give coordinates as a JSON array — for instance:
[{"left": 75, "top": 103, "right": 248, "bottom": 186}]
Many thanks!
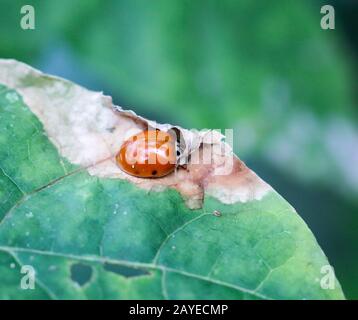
[
  {"left": 104, "top": 263, "right": 149, "bottom": 278},
  {"left": 70, "top": 263, "right": 93, "bottom": 286}
]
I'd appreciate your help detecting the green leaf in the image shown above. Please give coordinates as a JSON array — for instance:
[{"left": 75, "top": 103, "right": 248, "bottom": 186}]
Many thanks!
[{"left": 0, "top": 60, "right": 344, "bottom": 299}]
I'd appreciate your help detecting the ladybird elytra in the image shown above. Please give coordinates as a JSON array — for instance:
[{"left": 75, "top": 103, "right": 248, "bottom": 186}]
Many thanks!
[{"left": 116, "top": 130, "right": 177, "bottom": 178}]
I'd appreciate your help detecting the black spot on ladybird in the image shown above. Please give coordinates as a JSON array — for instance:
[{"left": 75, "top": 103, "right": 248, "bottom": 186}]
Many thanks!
[{"left": 152, "top": 170, "right": 157, "bottom": 176}]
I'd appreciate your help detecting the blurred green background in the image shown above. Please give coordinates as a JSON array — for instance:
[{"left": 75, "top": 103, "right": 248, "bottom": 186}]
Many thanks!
[{"left": 0, "top": 0, "right": 357, "bottom": 299}]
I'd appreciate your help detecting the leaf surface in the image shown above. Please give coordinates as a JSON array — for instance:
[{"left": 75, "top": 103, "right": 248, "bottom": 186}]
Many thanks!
[{"left": 0, "top": 60, "right": 344, "bottom": 299}]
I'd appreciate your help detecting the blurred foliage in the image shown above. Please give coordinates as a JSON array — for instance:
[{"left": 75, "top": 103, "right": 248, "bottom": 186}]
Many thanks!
[{"left": 0, "top": 0, "right": 357, "bottom": 298}]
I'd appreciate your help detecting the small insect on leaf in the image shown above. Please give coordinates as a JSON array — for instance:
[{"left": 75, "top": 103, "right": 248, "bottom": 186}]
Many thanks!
[{"left": 213, "top": 210, "right": 222, "bottom": 217}]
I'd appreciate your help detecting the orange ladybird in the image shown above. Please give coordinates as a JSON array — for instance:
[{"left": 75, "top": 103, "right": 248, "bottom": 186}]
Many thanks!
[{"left": 116, "top": 130, "right": 177, "bottom": 178}]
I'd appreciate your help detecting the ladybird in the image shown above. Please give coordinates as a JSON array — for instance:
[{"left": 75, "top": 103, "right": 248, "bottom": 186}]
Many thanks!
[{"left": 116, "top": 130, "right": 177, "bottom": 178}]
